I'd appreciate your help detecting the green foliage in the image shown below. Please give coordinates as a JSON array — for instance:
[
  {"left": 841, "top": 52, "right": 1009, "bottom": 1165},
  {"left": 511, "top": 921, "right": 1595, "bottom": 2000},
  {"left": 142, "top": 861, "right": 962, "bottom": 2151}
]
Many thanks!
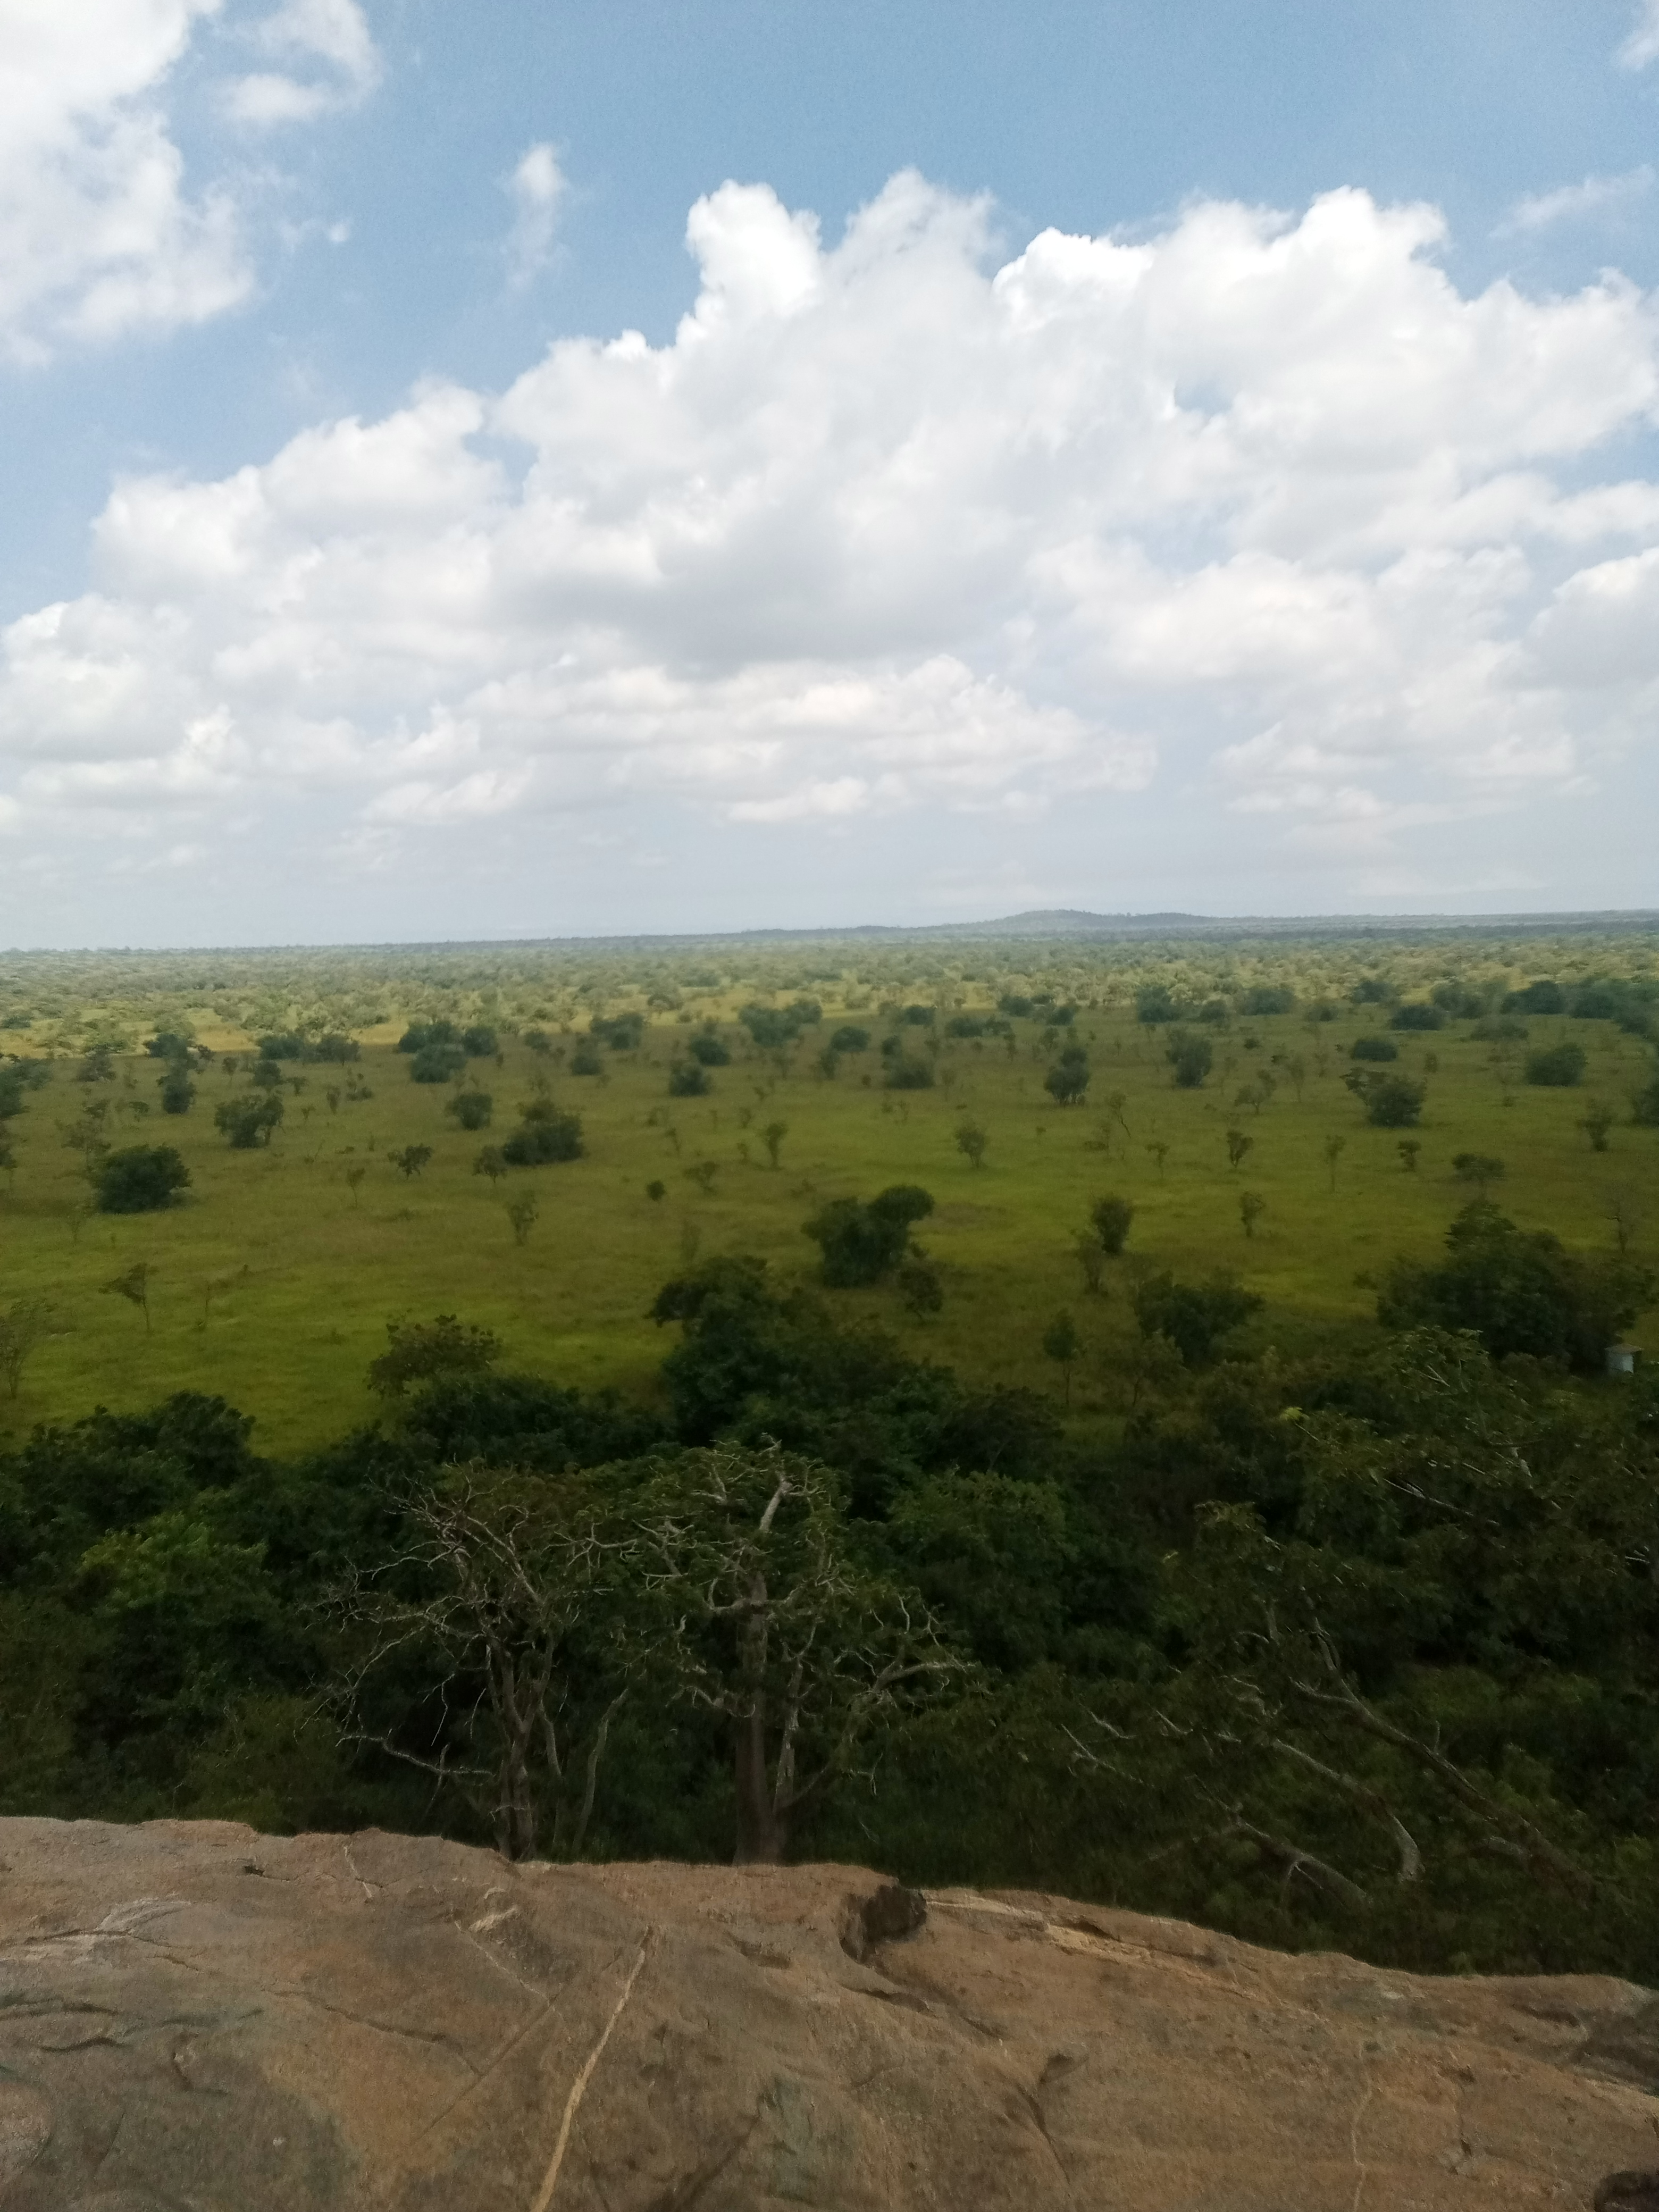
[
  {"left": 828, "top": 1024, "right": 870, "bottom": 1053},
  {"left": 689, "top": 1029, "right": 731, "bottom": 1066},
  {"left": 1044, "top": 1043, "right": 1090, "bottom": 1105},
  {"left": 1090, "top": 1194, "right": 1134, "bottom": 1254},
  {"left": 740, "top": 999, "right": 820, "bottom": 1048},
  {"left": 367, "top": 1314, "right": 502, "bottom": 1398},
  {"left": 1379, "top": 1202, "right": 1652, "bottom": 1369},
  {"left": 1389, "top": 1001, "right": 1445, "bottom": 1030},
  {"left": 1526, "top": 1043, "right": 1588, "bottom": 1087},
  {"left": 568, "top": 1041, "right": 604, "bottom": 1075},
  {"left": 409, "top": 1042, "right": 466, "bottom": 1083},
  {"left": 1364, "top": 1076, "right": 1427, "bottom": 1127},
  {"left": 1350, "top": 1036, "right": 1398, "bottom": 1062},
  {"left": 804, "top": 1184, "right": 936, "bottom": 1287},
  {"left": 1452, "top": 1151, "right": 1505, "bottom": 1188},
  {"left": 590, "top": 1013, "right": 643, "bottom": 1051},
  {"left": 1167, "top": 1032, "right": 1213, "bottom": 1088},
  {"left": 500, "top": 1099, "right": 584, "bottom": 1166},
  {"left": 214, "top": 1094, "right": 283, "bottom": 1148},
  {"left": 1238, "top": 984, "right": 1295, "bottom": 1015},
  {"left": 884, "top": 1055, "right": 934, "bottom": 1090},
  {"left": 1132, "top": 1271, "right": 1263, "bottom": 1367},
  {"left": 668, "top": 1061, "right": 711, "bottom": 1097},
  {"left": 94, "top": 1145, "right": 191, "bottom": 1213},
  {"left": 446, "top": 1089, "right": 492, "bottom": 1130},
  {"left": 158, "top": 1068, "right": 196, "bottom": 1113},
  {"left": 388, "top": 1144, "right": 433, "bottom": 1179}
]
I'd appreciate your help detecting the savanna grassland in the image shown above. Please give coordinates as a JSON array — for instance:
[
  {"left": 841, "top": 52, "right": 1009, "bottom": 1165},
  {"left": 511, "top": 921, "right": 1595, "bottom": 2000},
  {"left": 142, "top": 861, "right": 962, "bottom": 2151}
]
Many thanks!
[
  {"left": 1, "top": 926, "right": 1656, "bottom": 1444},
  {"left": 6, "top": 921, "right": 1659, "bottom": 1978}
]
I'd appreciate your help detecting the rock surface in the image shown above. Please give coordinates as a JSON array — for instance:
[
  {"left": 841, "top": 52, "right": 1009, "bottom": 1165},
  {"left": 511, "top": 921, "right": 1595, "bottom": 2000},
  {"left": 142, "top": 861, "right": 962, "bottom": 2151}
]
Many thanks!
[{"left": 0, "top": 1819, "right": 1656, "bottom": 2209}]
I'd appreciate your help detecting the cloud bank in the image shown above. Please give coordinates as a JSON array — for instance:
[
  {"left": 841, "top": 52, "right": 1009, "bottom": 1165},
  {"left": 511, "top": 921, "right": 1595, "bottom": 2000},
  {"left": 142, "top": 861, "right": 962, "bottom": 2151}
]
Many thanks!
[{"left": 3, "top": 171, "right": 1658, "bottom": 921}]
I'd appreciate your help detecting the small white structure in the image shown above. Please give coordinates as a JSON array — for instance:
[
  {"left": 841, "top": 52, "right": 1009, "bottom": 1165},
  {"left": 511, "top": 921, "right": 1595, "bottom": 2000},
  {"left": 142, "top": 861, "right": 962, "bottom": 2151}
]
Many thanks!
[{"left": 1606, "top": 1344, "right": 1641, "bottom": 1377}]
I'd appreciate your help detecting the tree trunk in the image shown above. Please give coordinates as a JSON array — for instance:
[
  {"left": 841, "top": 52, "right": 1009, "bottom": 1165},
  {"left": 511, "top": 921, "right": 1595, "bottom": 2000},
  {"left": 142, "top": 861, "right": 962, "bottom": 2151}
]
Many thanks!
[{"left": 732, "top": 1707, "right": 786, "bottom": 1864}]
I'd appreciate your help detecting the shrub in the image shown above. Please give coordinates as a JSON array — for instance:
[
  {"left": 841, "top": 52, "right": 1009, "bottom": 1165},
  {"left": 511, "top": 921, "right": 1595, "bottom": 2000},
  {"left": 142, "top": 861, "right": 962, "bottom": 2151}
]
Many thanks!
[
  {"left": 885, "top": 1058, "right": 935, "bottom": 1091},
  {"left": 1350, "top": 1036, "right": 1398, "bottom": 1062},
  {"left": 1350, "top": 977, "right": 1392, "bottom": 1004},
  {"left": 568, "top": 1042, "right": 604, "bottom": 1076},
  {"left": 214, "top": 1095, "right": 283, "bottom": 1148},
  {"left": 1364, "top": 1077, "right": 1427, "bottom": 1127},
  {"left": 1452, "top": 1152, "right": 1505, "bottom": 1187},
  {"left": 669, "top": 1062, "right": 711, "bottom": 1097},
  {"left": 1167, "top": 1033, "right": 1213, "bottom": 1088},
  {"left": 590, "top": 1013, "right": 644, "bottom": 1051},
  {"left": 158, "top": 1070, "right": 196, "bottom": 1114},
  {"left": 446, "top": 1090, "right": 493, "bottom": 1130},
  {"left": 1504, "top": 979, "right": 1566, "bottom": 1015},
  {"left": 460, "top": 1024, "right": 499, "bottom": 1058},
  {"left": 1632, "top": 1078, "right": 1659, "bottom": 1128},
  {"left": 1090, "top": 1195, "right": 1134, "bottom": 1254},
  {"left": 805, "top": 1185, "right": 935, "bottom": 1286},
  {"left": 500, "top": 1100, "right": 584, "bottom": 1166},
  {"left": 367, "top": 1314, "right": 501, "bottom": 1398},
  {"left": 1525, "top": 1043, "right": 1587, "bottom": 1087},
  {"left": 1389, "top": 1002, "right": 1445, "bottom": 1031},
  {"left": 740, "top": 999, "right": 820, "bottom": 1048},
  {"left": 94, "top": 1145, "right": 191, "bottom": 1213},
  {"left": 828, "top": 1025, "right": 870, "bottom": 1054},
  {"left": 1043, "top": 1046, "right": 1090, "bottom": 1105},
  {"left": 398, "top": 1019, "right": 459, "bottom": 1053},
  {"left": 1379, "top": 1202, "right": 1652, "bottom": 1370},
  {"left": 1238, "top": 985, "right": 1295, "bottom": 1015},
  {"left": 1132, "top": 1271, "right": 1262, "bottom": 1367},
  {"left": 689, "top": 1030, "right": 731, "bottom": 1066},
  {"left": 409, "top": 1043, "right": 466, "bottom": 1083}
]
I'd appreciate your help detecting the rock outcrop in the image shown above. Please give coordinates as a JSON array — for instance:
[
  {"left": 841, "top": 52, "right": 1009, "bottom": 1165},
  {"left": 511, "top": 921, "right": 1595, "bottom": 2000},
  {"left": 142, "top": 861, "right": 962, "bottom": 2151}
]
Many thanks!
[{"left": 1, "top": 1817, "right": 1656, "bottom": 2208}]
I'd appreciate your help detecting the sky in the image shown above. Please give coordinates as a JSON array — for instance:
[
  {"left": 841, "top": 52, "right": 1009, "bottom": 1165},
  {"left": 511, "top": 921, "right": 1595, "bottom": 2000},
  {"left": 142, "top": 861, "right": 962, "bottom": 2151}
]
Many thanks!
[{"left": 3, "top": 2, "right": 1659, "bottom": 946}]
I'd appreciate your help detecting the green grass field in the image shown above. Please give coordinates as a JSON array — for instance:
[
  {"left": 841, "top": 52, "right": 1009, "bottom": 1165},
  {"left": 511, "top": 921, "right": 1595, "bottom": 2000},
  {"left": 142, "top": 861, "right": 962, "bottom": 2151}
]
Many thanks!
[{"left": 3, "top": 939, "right": 1656, "bottom": 1450}]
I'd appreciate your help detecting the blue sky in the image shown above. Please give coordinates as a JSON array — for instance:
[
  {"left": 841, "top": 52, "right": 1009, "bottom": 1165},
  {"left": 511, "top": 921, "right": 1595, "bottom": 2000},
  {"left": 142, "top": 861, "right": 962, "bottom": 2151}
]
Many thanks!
[{"left": 3, "top": 0, "right": 1658, "bottom": 944}]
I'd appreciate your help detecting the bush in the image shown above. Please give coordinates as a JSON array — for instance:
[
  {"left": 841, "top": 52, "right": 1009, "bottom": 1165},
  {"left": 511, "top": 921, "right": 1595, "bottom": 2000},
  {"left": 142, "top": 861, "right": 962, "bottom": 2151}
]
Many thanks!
[
  {"left": 1633, "top": 1078, "right": 1659, "bottom": 1128},
  {"left": 590, "top": 1013, "right": 643, "bottom": 1051},
  {"left": 1526, "top": 1043, "right": 1587, "bottom": 1087},
  {"left": 94, "top": 1145, "right": 191, "bottom": 1213},
  {"left": 1452, "top": 1152, "right": 1505, "bottom": 1186},
  {"left": 397, "top": 1020, "right": 459, "bottom": 1053},
  {"left": 805, "top": 1185, "right": 935, "bottom": 1286},
  {"left": 1379, "top": 1202, "right": 1652, "bottom": 1370},
  {"left": 885, "top": 1058, "right": 935, "bottom": 1091},
  {"left": 367, "top": 1315, "right": 501, "bottom": 1399},
  {"left": 158, "top": 1070, "right": 196, "bottom": 1114},
  {"left": 500, "top": 1100, "right": 584, "bottom": 1166},
  {"left": 1044, "top": 1046, "right": 1090, "bottom": 1105},
  {"left": 461, "top": 1024, "right": 498, "bottom": 1058},
  {"left": 446, "top": 1091, "right": 493, "bottom": 1130},
  {"left": 1132, "top": 1271, "right": 1263, "bottom": 1367},
  {"left": 1167, "top": 1033, "right": 1213, "bottom": 1088},
  {"left": 568, "top": 1042, "right": 604, "bottom": 1076},
  {"left": 214, "top": 1095, "right": 283, "bottom": 1149},
  {"left": 669, "top": 1062, "right": 711, "bottom": 1097},
  {"left": 1350, "top": 1036, "right": 1398, "bottom": 1063},
  {"left": 1389, "top": 1002, "right": 1445, "bottom": 1031},
  {"left": 409, "top": 1043, "right": 466, "bottom": 1083},
  {"left": 1090, "top": 1195, "right": 1134, "bottom": 1254},
  {"left": 689, "top": 1030, "right": 731, "bottom": 1066},
  {"left": 1238, "top": 985, "right": 1295, "bottom": 1015},
  {"left": 1364, "top": 1077, "right": 1427, "bottom": 1128},
  {"left": 740, "top": 999, "right": 820, "bottom": 1048},
  {"left": 1350, "top": 977, "right": 1393, "bottom": 1004},
  {"left": 1504, "top": 979, "right": 1566, "bottom": 1015},
  {"left": 828, "top": 1025, "right": 870, "bottom": 1054}
]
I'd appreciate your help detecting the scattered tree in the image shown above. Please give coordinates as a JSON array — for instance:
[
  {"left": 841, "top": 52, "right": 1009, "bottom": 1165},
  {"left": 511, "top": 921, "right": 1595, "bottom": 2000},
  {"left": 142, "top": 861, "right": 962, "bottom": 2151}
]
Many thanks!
[
  {"left": 1239, "top": 1190, "right": 1267, "bottom": 1239},
  {"left": 1167, "top": 1033, "right": 1213, "bottom": 1088},
  {"left": 1090, "top": 1194, "right": 1134, "bottom": 1254},
  {"left": 506, "top": 1192, "right": 540, "bottom": 1246},
  {"left": 954, "top": 1119, "right": 988, "bottom": 1170},
  {"left": 501, "top": 1100, "right": 584, "bottom": 1166},
  {"left": 1225, "top": 1127, "right": 1253, "bottom": 1171},
  {"left": 1397, "top": 1139, "right": 1421, "bottom": 1173},
  {"left": 1525, "top": 1043, "right": 1587, "bottom": 1087},
  {"left": 762, "top": 1119, "right": 788, "bottom": 1169},
  {"left": 389, "top": 1144, "right": 434, "bottom": 1180},
  {"left": 103, "top": 1261, "right": 156, "bottom": 1335},
  {"left": 1322, "top": 1134, "right": 1346, "bottom": 1189},
  {"left": 804, "top": 1185, "right": 935, "bottom": 1287},
  {"left": 1132, "top": 1271, "right": 1263, "bottom": 1368},
  {"left": 473, "top": 1146, "right": 508, "bottom": 1186},
  {"left": 896, "top": 1253, "right": 944, "bottom": 1318},
  {"left": 0, "top": 1297, "right": 57, "bottom": 1399},
  {"left": 215, "top": 1094, "right": 284, "bottom": 1149},
  {"left": 1579, "top": 1099, "right": 1614, "bottom": 1153},
  {"left": 1042, "top": 1311, "right": 1081, "bottom": 1404},
  {"left": 94, "top": 1145, "right": 191, "bottom": 1213},
  {"left": 446, "top": 1091, "right": 493, "bottom": 1131},
  {"left": 1452, "top": 1152, "right": 1505, "bottom": 1192},
  {"left": 368, "top": 1314, "right": 502, "bottom": 1398}
]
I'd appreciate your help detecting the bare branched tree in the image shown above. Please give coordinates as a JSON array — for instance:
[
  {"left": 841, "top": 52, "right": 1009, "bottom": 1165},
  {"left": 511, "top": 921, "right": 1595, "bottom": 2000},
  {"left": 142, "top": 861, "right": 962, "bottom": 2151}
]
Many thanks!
[
  {"left": 637, "top": 1443, "right": 963, "bottom": 1864},
  {"left": 332, "top": 1469, "right": 633, "bottom": 1862}
]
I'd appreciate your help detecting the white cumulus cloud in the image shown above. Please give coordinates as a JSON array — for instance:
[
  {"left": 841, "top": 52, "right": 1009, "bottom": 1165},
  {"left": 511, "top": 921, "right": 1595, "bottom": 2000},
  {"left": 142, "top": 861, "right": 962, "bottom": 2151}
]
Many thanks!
[
  {"left": 504, "top": 142, "right": 566, "bottom": 288},
  {"left": 2, "top": 170, "right": 1658, "bottom": 917},
  {"left": 0, "top": 0, "right": 249, "bottom": 361},
  {"left": 223, "top": 0, "right": 380, "bottom": 127},
  {"left": 1618, "top": 0, "right": 1659, "bottom": 68}
]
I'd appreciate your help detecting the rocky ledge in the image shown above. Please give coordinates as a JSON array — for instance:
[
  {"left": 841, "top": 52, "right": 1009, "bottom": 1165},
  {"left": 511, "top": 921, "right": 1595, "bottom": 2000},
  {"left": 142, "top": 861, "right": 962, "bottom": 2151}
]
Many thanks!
[{"left": 1, "top": 1819, "right": 1656, "bottom": 2209}]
